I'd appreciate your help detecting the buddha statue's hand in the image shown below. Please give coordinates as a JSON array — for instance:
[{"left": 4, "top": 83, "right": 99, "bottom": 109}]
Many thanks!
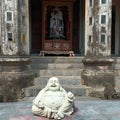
[
  {"left": 57, "top": 110, "right": 64, "bottom": 119},
  {"left": 38, "top": 102, "right": 44, "bottom": 109}
]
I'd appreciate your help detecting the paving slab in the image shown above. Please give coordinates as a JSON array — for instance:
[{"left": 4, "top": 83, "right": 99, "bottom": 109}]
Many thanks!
[{"left": 0, "top": 100, "right": 120, "bottom": 120}]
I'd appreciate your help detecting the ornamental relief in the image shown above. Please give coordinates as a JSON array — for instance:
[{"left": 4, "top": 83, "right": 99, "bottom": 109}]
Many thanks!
[
  {"left": 2, "top": 40, "right": 18, "bottom": 55},
  {"left": 63, "top": 43, "right": 70, "bottom": 50},
  {"left": 53, "top": 42, "right": 61, "bottom": 50},
  {"left": 44, "top": 43, "right": 52, "bottom": 50}
]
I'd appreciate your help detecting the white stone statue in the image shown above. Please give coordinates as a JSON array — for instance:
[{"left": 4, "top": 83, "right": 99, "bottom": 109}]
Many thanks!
[{"left": 32, "top": 77, "right": 75, "bottom": 119}]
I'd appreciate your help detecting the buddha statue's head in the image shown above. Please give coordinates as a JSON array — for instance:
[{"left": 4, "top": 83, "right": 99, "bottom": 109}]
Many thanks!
[{"left": 46, "top": 77, "right": 61, "bottom": 91}]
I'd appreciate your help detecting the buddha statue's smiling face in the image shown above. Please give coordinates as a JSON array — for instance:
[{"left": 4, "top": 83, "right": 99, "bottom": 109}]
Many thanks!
[{"left": 47, "top": 77, "right": 61, "bottom": 91}]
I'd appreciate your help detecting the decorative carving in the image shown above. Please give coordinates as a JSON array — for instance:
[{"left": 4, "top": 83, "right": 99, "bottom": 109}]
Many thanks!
[
  {"left": 2, "top": 41, "right": 18, "bottom": 55},
  {"left": 44, "top": 43, "right": 52, "bottom": 50},
  {"left": 53, "top": 42, "right": 61, "bottom": 50},
  {"left": 63, "top": 43, "right": 70, "bottom": 50},
  {"left": 32, "top": 77, "right": 75, "bottom": 119}
]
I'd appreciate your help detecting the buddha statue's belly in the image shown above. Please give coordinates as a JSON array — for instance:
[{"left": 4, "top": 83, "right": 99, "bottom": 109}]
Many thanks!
[{"left": 43, "top": 91, "right": 65, "bottom": 110}]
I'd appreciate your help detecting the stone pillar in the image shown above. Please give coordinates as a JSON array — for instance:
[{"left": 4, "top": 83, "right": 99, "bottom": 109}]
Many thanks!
[
  {"left": 0, "top": 0, "right": 34, "bottom": 102},
  {"left": 0, "top": 0, "right": 30, "bottom": 55},
  {"left": 82, "top": 0, "right": 115, "bottom": 98},
  {"left": 85, "top": 0, "right": 112, "bottom": 56}
]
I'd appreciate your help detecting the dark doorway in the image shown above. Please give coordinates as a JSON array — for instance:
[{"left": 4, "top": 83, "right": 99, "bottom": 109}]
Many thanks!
[
  {"left": 73, "top": 0, "right": 80, "bottom": 54},
  {"left": 111, "top": 5, "right": 116, "bottom": 55},
  {"left": 30, "top": 0, "right": 42, "bottom": 54},
  {"left": 30, "top": 0, "right": 84, "bottom": 55}
]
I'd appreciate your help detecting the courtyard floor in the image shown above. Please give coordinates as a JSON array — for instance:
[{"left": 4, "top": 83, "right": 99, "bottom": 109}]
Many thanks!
[{"left": 0, "top": 100, "right": 120, "bottom": 120}]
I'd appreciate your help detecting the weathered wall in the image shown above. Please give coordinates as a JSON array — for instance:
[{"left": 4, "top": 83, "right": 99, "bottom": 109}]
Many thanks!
[{"left": 18, "top": 0, "right": 30, "bottom": 55}]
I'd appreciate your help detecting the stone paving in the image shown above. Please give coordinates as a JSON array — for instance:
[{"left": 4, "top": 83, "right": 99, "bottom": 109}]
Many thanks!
[{"left": 0, "top": 100, "right": 120, "bottom": 120}]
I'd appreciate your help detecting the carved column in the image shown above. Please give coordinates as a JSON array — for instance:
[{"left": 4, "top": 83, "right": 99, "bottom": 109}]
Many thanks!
[
  {"left": 82, "top": 0, "right": 115, "bottom": 98},
  {"left": 0, "top": 0, "right": 30, "bottom": 55},
  {"left": 85, "top": 0, "right": 112, "bottom": 56},
  {"left": 0, "top": 0, "right": 33, "bottom": 102}
]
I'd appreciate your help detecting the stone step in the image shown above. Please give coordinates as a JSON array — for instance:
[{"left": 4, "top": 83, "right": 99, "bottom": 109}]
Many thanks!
[
  {"left": 25, "top": 85, "right": 90, "bottom": 97},
  {"left": 113, "top": 57, "right": 120, "bottom": 62},
  {"left": 39, "top": 69, "right": 82, "bottom": 76},
  {"left": 114, "top": 69, "right": 120, "bottom": 76},
  {"left": 27, "top": 56, "right": 91, "bottom": 98},
  {"left": 31, "top": 63, "right": 83, "bottom": 70},
  {"left": 20, "top": 96, "right": 100, "bottom": 102},
  {"left": 34, "top": 76, "right": 81, "bottom": 86},
  {"left": 31, "top": 56, "right": 84, "bottom": 63},
  {"left": 2, "top": 101, "right": 120, "bottom": 120}
]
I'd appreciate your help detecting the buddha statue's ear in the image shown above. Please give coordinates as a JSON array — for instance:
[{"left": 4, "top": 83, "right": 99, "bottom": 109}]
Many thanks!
[
  {"left": 44, "top": 86, "right": 48, "bottom": 91},
  {"left": 60, "top": 87, "right": 63, "bottom": 91},
  {"left": 60, "top": 87, "right": 62, "bottom": 91}
]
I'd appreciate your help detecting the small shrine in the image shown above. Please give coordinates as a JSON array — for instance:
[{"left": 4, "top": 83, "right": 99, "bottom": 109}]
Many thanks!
[{"left": 40, "top": 0, "right": 74, "bottom": 56}]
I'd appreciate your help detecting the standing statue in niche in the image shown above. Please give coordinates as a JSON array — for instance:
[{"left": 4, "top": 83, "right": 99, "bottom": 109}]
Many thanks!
[
  {"left": 32, "top": 77, "right": 75, "bottom": 119},
  {"left": 49, "top": 7, "right": 65, "bottom": 39}
]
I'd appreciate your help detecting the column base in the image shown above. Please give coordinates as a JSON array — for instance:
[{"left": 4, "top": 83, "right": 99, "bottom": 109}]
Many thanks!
[{"left": 0, "top": 56, "right": 34, "bottom": 102}]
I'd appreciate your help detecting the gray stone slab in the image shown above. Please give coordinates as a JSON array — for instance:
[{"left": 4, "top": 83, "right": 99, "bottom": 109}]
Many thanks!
[
  {"left": 31, "top": 63, "right": 83, "bottom": 70},
  {"left": 25, "top": 85, "right": 87, "bottom": 97},
  {"left": 34, "top": 76, "right": 81, "bottom": 85},
  {"left": 31, "top": 56, "right": 84, "bottom": 63},
  {"left": 39, "top": 69, "right": 82, "bottom": 76},
  {"left": 0, "top": 100, "right": 120, "bottom": 120}
]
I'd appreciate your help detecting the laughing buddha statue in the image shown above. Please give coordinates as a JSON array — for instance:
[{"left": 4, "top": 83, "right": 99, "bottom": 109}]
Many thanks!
[{"left": 32, "top": 77, "right": 75, "bottom": 119}]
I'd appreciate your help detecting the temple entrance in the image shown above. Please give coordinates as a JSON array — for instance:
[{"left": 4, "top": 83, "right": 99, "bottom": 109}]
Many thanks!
[{"left": 29, "top": 0, "right": 85, "bottom": 55}]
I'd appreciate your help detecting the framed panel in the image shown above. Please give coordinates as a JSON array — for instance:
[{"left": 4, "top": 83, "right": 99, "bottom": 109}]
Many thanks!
[
  {"left": 5, "top": 11, "right": 13, "bottom": 23},
  {"left": 7, "top": 32, "right": 13, "bottom": 41},
  {"left": 99, "top": 33, "right": 106, "bottom": 44},
  {"left": 99, "top": 13, "right": 108, "bottom": 26}
]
